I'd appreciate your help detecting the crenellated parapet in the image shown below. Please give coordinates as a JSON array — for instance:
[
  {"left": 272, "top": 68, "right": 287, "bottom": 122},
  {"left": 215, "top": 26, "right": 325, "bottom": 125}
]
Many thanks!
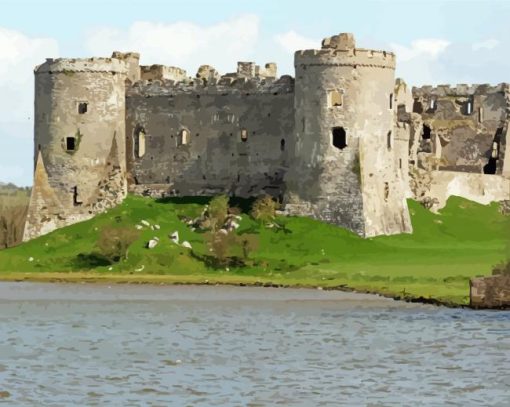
[
  {"left": 35, "top": 57, "right": 128, "bottom": 74},
  {"left": 127, "top": 74, "right": 294, "bottom": 98},
  {"left": 295, "top": 34, "right": 395, "bottom": 70}
]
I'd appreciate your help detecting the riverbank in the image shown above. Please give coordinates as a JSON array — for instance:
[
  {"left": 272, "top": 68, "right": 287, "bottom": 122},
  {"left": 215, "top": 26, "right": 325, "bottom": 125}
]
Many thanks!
[
  {"left": 0, "top": 195, "right": 508, "bottom": 307},
  {"left": 0, "top": 272, "right": 481, "bottom": 308}
]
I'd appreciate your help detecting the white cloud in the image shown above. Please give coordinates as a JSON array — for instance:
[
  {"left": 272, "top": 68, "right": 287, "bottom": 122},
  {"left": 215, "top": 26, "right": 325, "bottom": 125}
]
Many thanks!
[
  {"left": 0, "top": 27, "right": 59, "bottom": 125},
  {"left": 0, "top": 27, "right": 59, "bottom": 185},
  {"left": 472, "top": 39, "right": 499, "bottom": 51},
  {"left": 274, "top": 30, "right": 318, "bottom": 54},
  {"left": 390, "top": 39, "right": 450, "bottom": 62},
  {"left": 85, "top": 15, "right": 260, "bottom": 75}
]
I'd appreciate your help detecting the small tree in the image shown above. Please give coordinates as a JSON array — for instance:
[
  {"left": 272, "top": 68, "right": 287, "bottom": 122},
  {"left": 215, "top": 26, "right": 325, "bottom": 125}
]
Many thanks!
[
  {"left": 251, "top": 195, "right": 278, "bottom": 225},
  {"left": 208, "top": 195, "right": 229, "bottom": 231},
  {"left": 96, "top": 226, "right": 140, "bottom": 263},
  {"left": 205, "top": 230, "right": 236, "bottom": 266},
  {"left": 238, "top": 234, "right": 259, "bottom": 260}
]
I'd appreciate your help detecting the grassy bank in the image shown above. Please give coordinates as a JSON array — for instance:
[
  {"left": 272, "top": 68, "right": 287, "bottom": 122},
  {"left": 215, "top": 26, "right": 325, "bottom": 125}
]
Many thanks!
[{"left": 0, "top": 195, "right": 508, "bottom": 306}]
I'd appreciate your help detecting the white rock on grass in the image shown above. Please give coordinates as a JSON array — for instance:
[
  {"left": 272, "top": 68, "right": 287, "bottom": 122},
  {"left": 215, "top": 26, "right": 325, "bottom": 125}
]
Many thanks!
[
  {"left": 141, "top": 220, "right": 150, "bottom": 227},
  {"left": 135, "top": 225, "right": 143, "bottom": 230},
  {"left": 169, "top": 231, "right": 179, "bottom": 244},
  {"left": 28, "top": 257, "right": 34, "bottom": 262},
  {"left": 147, "top": 239, "right": 158, "bottom": 249},
  {"left": 181, "top": 241, "right": 192, "bottom": 249},
  {"left": 153, "top": 224, "right": 161, "bottom": 230}
]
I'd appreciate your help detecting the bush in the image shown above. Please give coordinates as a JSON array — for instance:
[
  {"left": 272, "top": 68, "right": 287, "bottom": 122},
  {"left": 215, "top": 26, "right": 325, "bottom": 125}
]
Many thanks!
[
  {"left": 251, "top": 195, "right": 278, "bottom": 225},
  {"left": 0, "top": 204, "right": 28, "bottom": 249},
  {"left": 238, "top": 234, "right": 259, "bottom": 260},
  {"left": 208, "top": 195, "right": 229, "bottom": 231},
  {"left": 492, "top": 260, "right": 510, "bottom": 276},
  {"left": 96, "top": 226, "right": 140, "bottom": 263},
  {"left": 205, "top": 230, "right": 237, "bottom": 266}
]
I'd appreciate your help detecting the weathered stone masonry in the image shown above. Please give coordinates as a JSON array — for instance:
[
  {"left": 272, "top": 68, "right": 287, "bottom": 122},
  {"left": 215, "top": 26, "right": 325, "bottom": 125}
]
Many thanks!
[{"left": 24, "top": 32, "right": 509, "bottom": 241}]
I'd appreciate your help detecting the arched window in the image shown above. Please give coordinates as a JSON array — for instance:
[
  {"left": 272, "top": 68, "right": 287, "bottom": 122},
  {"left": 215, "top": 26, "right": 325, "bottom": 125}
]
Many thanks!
[
  {"left": 134, "top": 128, "right": 145, "bottom": 158},
  {"left": 179, "top": 129, "right": 190, "bottom": 146},
  {"left": 241, "top": 128, "right": 248, "bottom": 142},
  {"left": 332, "top": 127, "right": 347, "bottom": 150}
]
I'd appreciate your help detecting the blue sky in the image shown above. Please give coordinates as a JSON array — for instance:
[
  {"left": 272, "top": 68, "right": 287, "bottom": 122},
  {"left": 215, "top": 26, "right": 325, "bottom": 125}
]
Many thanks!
[{"left": 1, "top": 0, "right": 509, "bottom": 185}]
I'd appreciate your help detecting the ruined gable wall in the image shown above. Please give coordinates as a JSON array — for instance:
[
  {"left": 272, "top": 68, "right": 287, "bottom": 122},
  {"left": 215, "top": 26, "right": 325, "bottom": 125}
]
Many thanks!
[
  {"left": 125, "top": 76, "right": 294, "bottom": 198},
  {"left": 412, "top": 84, "right": 508, "bottom": 174}
]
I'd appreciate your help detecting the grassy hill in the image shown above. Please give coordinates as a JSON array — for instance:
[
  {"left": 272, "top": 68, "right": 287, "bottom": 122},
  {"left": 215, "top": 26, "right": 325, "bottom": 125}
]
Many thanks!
[{"left": 0, "top": 194, "right": 508, "bottom": 306}]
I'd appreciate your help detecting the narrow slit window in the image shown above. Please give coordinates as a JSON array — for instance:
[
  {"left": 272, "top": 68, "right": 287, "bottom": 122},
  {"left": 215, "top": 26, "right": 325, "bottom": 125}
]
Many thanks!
[
  {"left": 429, "top": 98, "right": 436, "bottom": 110},
  {"left": 422, "top": 124, "right": 431, "bottom": 140},
  {"left": 332, "top": 127, "right": 347, "bottom": 150},
  {"left": 399, "top": 158, "right": 402, "bottom": 169},
  {"left": 66, "top": 137, "right": 75, "bottom": 151},
  {"left": 387, "top": 131, "right": 392, "bottom": 149},
  {"left": 465, "top": 100, "right": 473, "bottom": 115},
  {"left": 179, "top": 129, "right": 190, "bottom": 146},
  {"left": 328, "top": 90, "right": 343, "bottom": 107},
  {"left": 72, "top": 186, "right": 82, "bottom": 206},
  {"left": 241, "top": 128, "right": 248, "bottom": 142},
  {"left": 135, "top": 129, "right": 146, "bottom": 158},
  {"left": 78, "top": 102, "right": 88, "bottom": 114},
  {"left": 280, "top": 138, "right": 285, "bottom": 151},
  {"left": 384, "top": 182, "right": 389, "bottom": 201},
  {"left": 389, "top": 93, "right": 393, "bottom": 109}
]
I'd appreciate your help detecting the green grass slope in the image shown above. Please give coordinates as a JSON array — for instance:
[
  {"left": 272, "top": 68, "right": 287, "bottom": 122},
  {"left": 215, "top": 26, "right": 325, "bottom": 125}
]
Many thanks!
[{"left": 0, "top": 195, "right": 508, "bottom": 305}]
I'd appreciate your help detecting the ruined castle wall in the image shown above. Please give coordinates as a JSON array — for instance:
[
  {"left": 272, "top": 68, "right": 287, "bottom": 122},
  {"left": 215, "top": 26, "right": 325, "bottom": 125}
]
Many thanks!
[
  {"left": 140, "top": 65, "right": 188, "bottom": 83},
  {"left": 285, "top": 43, "right": 411, "bottom": 237},
  {"left": 125, "top": 77, "right": 294, "bottom": 198},
  {"left": 412, "top": 84, "right": 508, "bottom": 175},
  {"left": 26, "top": 58, "right": 128, "bottom": 239},
  {"left": 427, "top": 171, "right": 510, "bottom": 210}
]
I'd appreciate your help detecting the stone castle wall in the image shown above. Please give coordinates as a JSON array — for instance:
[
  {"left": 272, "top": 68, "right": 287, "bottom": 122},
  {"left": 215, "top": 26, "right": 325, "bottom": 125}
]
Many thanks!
[
  {"left": 285, "top": 33, "right": 411, "bottom": 237},
  {"left": 24, "top": 57, "right": 128, "bottom": 240},
  {"left": 411, "top": 84, "right": 509, "bottom": 175},
  {"left": 24, "top": 32, "right": 509, "bottom": 241},
  {"left": 125, "top": 76, "right": 294, "bottom": 199}
]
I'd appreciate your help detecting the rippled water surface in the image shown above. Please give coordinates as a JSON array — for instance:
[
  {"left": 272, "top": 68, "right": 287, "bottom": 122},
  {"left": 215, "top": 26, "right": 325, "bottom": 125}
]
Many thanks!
[{"left": 0, "top": 283, "right": 509, "bottom": 406}]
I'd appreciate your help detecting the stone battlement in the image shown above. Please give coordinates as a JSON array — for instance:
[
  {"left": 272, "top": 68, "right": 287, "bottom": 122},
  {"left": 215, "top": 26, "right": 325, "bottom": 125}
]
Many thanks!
[
  {"left": 35, "top": 57, "right": 128, "bottom": 74},
  {"left": 127, "top": 74, "right": 294, "bottom": 97},
  {"left": 295, "top": 48, "right": 396, "bottom": 69},
  {"left": 413, "top": 83, "right": 508, "bottom": 97}
]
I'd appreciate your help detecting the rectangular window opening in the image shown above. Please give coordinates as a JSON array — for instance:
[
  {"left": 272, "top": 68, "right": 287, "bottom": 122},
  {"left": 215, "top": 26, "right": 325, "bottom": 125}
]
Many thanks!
[
  {"left": 332, "top": 127, "right": 347, "bottom": 150},
  {"left": 328, "top": 90, "right": 343, "bottom": 108},
  {"left": 66, "top": 137, "right": 76, "bottom": 151},
  {"left": 78, "top": 102, "right": 88, "bottom": 114}
]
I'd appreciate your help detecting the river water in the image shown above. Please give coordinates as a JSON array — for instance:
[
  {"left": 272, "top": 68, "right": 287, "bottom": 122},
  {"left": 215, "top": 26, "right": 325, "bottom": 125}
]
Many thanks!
[{"left": 0, "top": 282, "right": 508, "bottom": 406}]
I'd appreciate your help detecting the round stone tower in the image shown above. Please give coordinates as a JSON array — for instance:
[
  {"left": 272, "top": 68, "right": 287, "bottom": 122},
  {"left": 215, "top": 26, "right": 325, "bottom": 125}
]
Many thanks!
[
  {"left": 285, "top": 33, "right": 412, "bottom": 237},
  {"left": 26, "top": 57, "right": 128, "bottom": 239}
]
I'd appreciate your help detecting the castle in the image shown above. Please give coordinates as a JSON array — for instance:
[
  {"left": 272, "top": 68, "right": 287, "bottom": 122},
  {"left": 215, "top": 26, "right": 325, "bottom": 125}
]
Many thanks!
[{"left": 23, "top": 33, "right": 510, "bottom": 241}]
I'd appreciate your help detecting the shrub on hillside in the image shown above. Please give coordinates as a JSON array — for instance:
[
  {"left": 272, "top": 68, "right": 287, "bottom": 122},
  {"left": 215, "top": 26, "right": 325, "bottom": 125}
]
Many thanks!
[
  {"left": 0, "top": 204, "right": 28, "bottom": 249},
  {"left": 251, "top": 195, "right": 278, "bottom": 225},
  {"left": 208, "top": 195, "right": 229, "bottom": 231},
  {"left": 96, "top": 226, "right": 140, "bottom": 263}
]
